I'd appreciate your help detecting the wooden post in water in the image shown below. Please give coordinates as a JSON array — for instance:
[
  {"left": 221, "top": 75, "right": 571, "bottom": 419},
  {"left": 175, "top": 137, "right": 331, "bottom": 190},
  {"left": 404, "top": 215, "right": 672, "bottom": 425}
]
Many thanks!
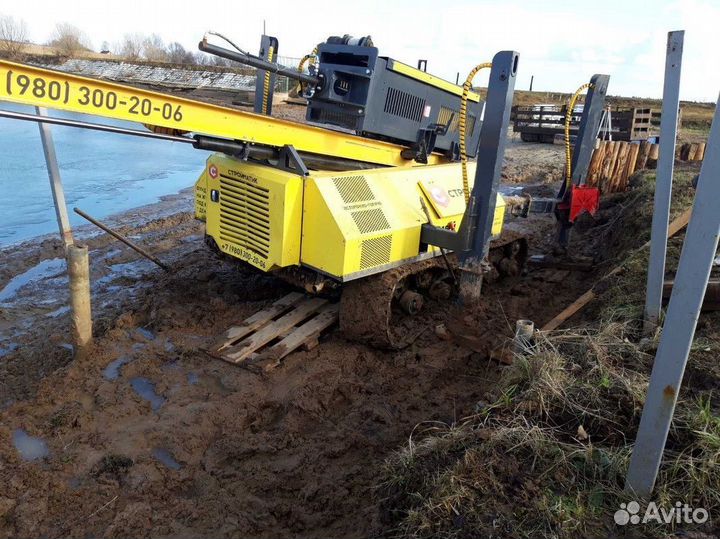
[
  {"left": 67, "top": 245, "right": 92, "bottom": 348},
  {"left": 36, "top": 107, "right": 93, "bottom": 351}
]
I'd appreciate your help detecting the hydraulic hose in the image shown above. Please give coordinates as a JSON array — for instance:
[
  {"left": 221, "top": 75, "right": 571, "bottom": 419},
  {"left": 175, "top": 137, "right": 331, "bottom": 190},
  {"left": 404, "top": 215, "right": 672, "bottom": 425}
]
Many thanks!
[
  {"left": 261, "top": 44, "right": 275, "bottom": 115},
  {"left": 564, "top": 82, "right": 592, "bottom": 187},
  {"left": 296, "top": 47, "right": 319, "bottom": 94},
  {"left": 460, "top": 63, "right": 492, "bottom": 204}
]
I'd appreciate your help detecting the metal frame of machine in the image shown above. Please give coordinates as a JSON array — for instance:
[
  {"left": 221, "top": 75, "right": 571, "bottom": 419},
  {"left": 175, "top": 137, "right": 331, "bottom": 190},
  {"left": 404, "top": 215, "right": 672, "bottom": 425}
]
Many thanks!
[{"left": 198, "top": 35, "right": 486, "bottom": 163}]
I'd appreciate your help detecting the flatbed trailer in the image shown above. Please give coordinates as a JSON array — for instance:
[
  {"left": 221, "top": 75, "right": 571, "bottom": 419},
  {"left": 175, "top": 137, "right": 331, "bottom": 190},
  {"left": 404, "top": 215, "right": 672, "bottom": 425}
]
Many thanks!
[{"left": 511, "top": 104, "right": 661, "bottom": 143}]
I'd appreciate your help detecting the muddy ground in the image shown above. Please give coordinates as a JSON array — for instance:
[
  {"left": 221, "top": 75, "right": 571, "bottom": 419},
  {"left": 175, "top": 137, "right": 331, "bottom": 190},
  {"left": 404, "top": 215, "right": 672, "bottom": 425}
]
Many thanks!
[{"left": 0, "top": 125, "right": 614, "bottom": 538}]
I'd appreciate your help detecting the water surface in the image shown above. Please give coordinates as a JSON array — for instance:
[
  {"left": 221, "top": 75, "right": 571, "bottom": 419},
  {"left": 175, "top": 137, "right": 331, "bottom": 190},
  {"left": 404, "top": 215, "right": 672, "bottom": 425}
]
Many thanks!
[{"left": 0, "top": 102, "right": 209, "bottom": 247}]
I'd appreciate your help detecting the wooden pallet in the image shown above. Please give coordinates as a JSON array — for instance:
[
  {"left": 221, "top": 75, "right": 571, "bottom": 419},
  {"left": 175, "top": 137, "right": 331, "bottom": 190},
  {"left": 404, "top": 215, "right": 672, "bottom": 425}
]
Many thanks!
[{"left": 209, "top": 292, "right": 339, "bottom": 367}]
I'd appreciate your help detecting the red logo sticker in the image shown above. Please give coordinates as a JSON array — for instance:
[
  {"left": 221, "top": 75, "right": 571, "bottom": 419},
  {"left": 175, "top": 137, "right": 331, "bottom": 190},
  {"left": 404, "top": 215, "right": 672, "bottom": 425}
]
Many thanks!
[
  {"left": 208, "top": 164, "right": 218, "bottom": 179},
  {"left": 430, "top": 186, "right": 450, "bottom": 207}
]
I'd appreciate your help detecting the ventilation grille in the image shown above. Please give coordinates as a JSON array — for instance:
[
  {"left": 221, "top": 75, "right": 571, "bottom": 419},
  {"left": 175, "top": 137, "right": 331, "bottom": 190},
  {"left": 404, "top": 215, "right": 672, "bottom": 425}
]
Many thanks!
[
  {"left": 438, "top": 106, "right": 477, "bottom": 135},
  {"left": 360, "top": 235, "right": 392, "bottom": 269},
  {"left": 384, "top": 87, "right": 425, "bottom": 122},
  {"left": 310, "top": 107, "right": 356, "bottom": 129},
  {"left": 351, "top": 208, "right": 390, "bottom": 234},
  {"left": 333, "top": 176, "right": 374, "bottom": 204},
  {"left": 218, "top": 174, "right": 270, "bottom": 258}
]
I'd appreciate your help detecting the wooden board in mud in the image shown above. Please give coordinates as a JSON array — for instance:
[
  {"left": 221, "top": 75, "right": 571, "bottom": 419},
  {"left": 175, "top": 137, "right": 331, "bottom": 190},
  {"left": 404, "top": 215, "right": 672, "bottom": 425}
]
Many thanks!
[{"left": 209, "top": 292, "right": 339, "bottom": 367}]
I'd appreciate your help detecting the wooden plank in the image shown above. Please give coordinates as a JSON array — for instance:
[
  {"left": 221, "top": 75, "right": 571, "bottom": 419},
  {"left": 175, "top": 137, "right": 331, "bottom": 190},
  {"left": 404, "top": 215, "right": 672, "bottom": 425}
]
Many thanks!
[
  {"left": 611, "top": 142, "right": 630, "bottom": 192},
  {"left": 587, "top": 141, "right": 606, "bottom": 187},
  {"left": 637, "top": 140, "right": 651, "bottom": 170},
  {"left": 258, "top": 303, "right": 340, "bottom": 363},
  {"left": 696, "top": 142, "right": 706, "bottom": 161},
  {"left": 541, "top": 290, "right": 596, "bottom": 331},
  {"left": 623, "top": 143, "right": 641, "bottom": 190},
  {"left": 663, "top": 279, "right": 720, "bottom": 311},
  {"left": 647, "top": 143, "right": 660, "bottom": 168},
  {"left": 667, "top": 207, "right": 693, "bottom": 238},
  {"left": 540, "top": 207, "right": 694, "bottom": 332},
  {"left": 212, "top": 292, "right": 305, "bottom": 353},
  {"left": 687, "top": 142, "right": 699, "bottom": 161},
  {"left": 648, "top": 142, "right": 660, "bottom": 160},
  {"left": 223, "top": 297, "right": 329, "bottom": 362},
  {"left": 600, "top": 141, "right": 619, "bottom": 191}
]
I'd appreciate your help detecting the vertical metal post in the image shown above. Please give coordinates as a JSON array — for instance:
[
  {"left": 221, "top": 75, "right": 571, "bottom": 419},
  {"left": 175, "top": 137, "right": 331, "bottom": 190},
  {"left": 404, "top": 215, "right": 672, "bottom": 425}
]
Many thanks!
[
  {"left": 625, "top": 93, "right": 720, "bottom": 496},
  {"left": 36, "top": 107, "right": 93, "bottom": 351},
  {"left": 570, "top": 74, "right": 610, "bottom": 187},
  {"left": 254, "top": 34, "right": 279, "bottom": 115},
  {"left": 36, "top": 107, "right": 73, "bottom": 248},
  {"left": 644, "top": 30, "right": 684, "bottom": 334},
  {"left": 457, "top": 50, "right": 518, "bottom": 304}
]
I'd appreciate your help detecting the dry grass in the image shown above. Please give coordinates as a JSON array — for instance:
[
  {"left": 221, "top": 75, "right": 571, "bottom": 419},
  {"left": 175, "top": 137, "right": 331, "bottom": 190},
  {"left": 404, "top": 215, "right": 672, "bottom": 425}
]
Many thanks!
[
  {"left": 379, "top": 323, "right": 720, "bottom": 538},
  {"left": 379, "top": 166, "right": 720, "bottom": 538}
]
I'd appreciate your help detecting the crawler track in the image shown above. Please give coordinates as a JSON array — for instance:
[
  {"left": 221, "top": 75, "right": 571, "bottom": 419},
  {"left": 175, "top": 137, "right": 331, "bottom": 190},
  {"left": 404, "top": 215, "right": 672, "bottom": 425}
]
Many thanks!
[{"left": 339, "top": 232, "right": 528, "bottom": 349}]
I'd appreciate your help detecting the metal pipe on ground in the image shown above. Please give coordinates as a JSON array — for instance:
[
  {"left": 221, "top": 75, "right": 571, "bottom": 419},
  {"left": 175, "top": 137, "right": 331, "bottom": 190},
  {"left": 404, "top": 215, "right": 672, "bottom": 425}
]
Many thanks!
[
  {"left": 36, "top": 106, "right": 93, "bottom": 354},
  {"left": 73, "top": 208, "right": 171, "bottom": 272},
  {"left": 513, "top": 319, "right": 535, "bottom": 353}
]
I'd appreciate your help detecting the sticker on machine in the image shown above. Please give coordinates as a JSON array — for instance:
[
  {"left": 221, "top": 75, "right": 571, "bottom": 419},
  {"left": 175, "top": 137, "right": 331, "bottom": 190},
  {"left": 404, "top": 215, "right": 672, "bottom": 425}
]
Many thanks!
[
  {"left": 208, "top": 164, "right": 219, "bottom": 179},
  {"left": 430, "top": 186, "right": 450, "bottom": 207}
]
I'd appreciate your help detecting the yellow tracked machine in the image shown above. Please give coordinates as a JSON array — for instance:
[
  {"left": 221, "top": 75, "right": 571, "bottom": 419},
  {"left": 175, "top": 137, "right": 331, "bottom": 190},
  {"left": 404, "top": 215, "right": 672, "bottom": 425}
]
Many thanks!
[{"left": 0, "top": 33, "right": 542, "bottom": 349}]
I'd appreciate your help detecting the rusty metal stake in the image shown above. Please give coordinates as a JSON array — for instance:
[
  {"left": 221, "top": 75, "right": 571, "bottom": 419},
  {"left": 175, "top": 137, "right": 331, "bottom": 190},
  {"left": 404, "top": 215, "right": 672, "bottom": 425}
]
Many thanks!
[{"left": 73, "top": 208, "right": 171, "bottom": 272}]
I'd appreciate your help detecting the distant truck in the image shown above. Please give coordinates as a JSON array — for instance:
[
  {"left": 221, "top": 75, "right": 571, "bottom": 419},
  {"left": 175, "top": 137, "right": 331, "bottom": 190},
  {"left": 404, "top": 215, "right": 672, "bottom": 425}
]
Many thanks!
[{"left": 511, "top": 104, "right": 661, "bottom": 143}]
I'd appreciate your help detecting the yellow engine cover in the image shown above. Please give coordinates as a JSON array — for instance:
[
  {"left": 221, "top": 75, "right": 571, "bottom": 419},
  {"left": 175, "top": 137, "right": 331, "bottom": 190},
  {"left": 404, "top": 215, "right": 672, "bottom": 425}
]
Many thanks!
[
  {"left": 196, "top": 154, "right": 303, "bottom": 271},
  {"left": 194, "top": 155, "right": 506, "bottom": 280}
]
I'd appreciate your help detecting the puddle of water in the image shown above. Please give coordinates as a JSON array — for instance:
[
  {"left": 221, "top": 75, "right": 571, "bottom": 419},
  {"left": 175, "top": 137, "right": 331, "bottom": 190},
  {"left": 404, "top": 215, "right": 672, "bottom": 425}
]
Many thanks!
[
  {"left": 0, "top": 103, "right": 210, "bottom": 248},
  {"left": 0, "top": 343, "right": 19, "bottom": 357},
  {"left": 95, "top": 260, "right": 154, "bottom": 288},
  {"left": 103, "top": 356, "right": 133, "bottom": 381},
  {"left": 13, "top": 429, "right": 50, "bottom": 461},
  {"left": 130, "top": 377, "right": 165, "bottom": 411},
  {"left": 135, "top": 327, "right": 155, "bottom": 341},
  {"left": 187, "top": 372, "right": 199, "bottom": 385},
  {"left": 152, "top": 447, "right": 182, "bottom": 470},
  {"left": 0, "top": 258, "right": 67, "bottom": 303},
  {"left": 499, "top": 185, "right": 524, "bottom": 196},
  {"left": 46, "top": 305, "right": 71, "bottom": 318},
  {"left": 60, "top": 343, "right": 74, "bottom": 353}
]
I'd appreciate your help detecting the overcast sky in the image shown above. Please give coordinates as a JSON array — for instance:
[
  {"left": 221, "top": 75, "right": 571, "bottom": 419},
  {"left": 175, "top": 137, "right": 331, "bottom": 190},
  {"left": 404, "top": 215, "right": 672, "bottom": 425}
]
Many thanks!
[{"left": 3, "top": 0, "right": 719, "bottom": 102}]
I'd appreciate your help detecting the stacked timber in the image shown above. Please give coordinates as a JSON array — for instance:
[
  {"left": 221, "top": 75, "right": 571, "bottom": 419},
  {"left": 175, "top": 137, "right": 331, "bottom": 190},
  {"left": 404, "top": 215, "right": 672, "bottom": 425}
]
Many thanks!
[
  {"left": 586, "top": 139, "right": 705, "bottom": 194},
  {"left": 587, "top": 140, "right": 649, "bottom": 193},
  {"left": 676, "top": 142, "right": 707, "bottom": 162}
]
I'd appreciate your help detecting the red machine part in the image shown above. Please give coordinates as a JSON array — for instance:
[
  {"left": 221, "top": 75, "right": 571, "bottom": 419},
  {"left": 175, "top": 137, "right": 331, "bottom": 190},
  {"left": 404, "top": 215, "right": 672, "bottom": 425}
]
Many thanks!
[{"left": 569, "top": 185, "right": 600, "bottom": 222}]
